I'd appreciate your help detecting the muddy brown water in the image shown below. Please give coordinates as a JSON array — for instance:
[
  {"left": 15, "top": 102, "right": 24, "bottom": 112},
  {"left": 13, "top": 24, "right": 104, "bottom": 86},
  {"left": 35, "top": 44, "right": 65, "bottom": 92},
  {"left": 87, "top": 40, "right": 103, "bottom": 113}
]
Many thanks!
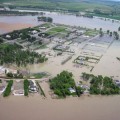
[{"left": 0, "top": 95, "right": 120, "bottom": 120}]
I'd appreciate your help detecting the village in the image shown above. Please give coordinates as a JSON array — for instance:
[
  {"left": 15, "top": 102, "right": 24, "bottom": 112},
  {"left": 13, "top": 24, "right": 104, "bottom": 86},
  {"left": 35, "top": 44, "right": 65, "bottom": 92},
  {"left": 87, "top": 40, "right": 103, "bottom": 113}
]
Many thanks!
[{"left": 0, "top": 22, "right": 120, "bottom": 98}]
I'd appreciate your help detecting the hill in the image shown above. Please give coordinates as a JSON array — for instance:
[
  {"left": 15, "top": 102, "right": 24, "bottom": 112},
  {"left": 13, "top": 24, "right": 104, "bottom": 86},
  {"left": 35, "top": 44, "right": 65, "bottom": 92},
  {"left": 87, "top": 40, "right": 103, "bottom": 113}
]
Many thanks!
[{"left": 0, "top": 0, "right": 114, "bottom": 11}]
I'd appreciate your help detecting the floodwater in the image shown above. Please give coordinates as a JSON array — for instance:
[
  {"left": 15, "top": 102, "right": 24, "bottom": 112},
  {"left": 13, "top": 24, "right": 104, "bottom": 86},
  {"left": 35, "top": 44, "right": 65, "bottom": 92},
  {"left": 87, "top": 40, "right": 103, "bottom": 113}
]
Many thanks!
[
  {"left": 17, "top": 10, "right": 120, "bottom": 31},
  {"left": 0, "top": 95, "right": 120, "bottom": 120},
  {"left": 27, "top": 36, "right": 120, "bottom": 82},
  {"left": 0, "top": 10, "right": 120, "bottom": 120},
  {"left": 0, "top": 10, "right": 120, "bottom": 34},
  {"left": 45, "top": 13, "right": 120, "bottom": 31},
  {"left": 0, "top": 16, "right": 42, "bottom": 34}
]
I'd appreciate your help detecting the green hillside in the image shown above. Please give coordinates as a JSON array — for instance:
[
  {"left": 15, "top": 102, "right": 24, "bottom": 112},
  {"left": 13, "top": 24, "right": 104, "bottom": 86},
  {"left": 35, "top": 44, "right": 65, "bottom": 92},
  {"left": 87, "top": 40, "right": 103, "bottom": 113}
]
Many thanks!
[{"left": 0, "top": 0, "right": 113, "bottom": 12}]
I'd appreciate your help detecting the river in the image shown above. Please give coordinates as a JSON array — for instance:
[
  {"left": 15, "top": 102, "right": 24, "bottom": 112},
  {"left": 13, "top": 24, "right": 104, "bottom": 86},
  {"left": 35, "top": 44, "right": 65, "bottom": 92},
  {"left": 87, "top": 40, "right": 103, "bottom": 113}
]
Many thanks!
[{"left": 0, "top": 10, "right": 120, "bottom": 34}]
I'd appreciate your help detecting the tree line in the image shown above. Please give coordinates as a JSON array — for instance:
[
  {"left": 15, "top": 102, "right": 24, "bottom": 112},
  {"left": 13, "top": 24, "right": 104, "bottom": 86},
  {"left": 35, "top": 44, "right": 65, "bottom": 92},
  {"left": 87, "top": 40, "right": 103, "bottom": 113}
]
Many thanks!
[
  {"left": 0, "top": 43, "right": 48, "bottom": 67},
  {"left": 50, "top": 71, "right": 83, "bottom": 98},
  {"left": 3, "top": 80, "right": 13, "bottom": 97},
  {"left": 81, "top": 72, "right": 120, "bottom": 95}
]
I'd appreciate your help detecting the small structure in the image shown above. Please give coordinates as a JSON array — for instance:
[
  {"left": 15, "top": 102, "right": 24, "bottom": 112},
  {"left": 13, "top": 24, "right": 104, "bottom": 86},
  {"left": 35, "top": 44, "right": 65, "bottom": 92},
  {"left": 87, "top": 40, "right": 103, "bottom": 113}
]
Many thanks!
[
  {"left": 0, "top": 8, "right": 4, "bottom": 11},
  {"left": 13, "top": 80, "right": 24, "bottom": 96},
  {"left": 4, "top": 7, "right": 10, "bottom": 11},
  {"left": 0, "top": 80, "right": 7, "bottom": 95},
  {"left": 55, "top": 45, "right": 69, "bottom": 51},
  {"left": 76, "top": 30, "right": 85, "bottom": 36},
  {"left": 0, "top": 66, "right": 6, "bottom": 74},
  {"left": 83, "top": 90, "right": 90, "bottom": 95},
  {"left": 29, "top": 80, "right": 38, "bottom": 93},
  {"left": 76, "top": 60, "right": 85, "bottom": 65},
  {"left": 6, "top": 35, "right": 11, "bottom": 39},
  {"left": 39, "top": 26, "right": 46, "bottom": 29},
  {"left": 78, "top": 56, "right": 86, "bottom": 61},
  {"left": 0, "top": 86, "right": 6, "bottom": 95},
  {"left": 114, "top": 80, "right": 120, "bottom": 87},
  {"left": 31, "top": 30, "right": 37, "bottom": 34},
  {"left": 80, "top": 85, "right": 90, "bottom": 90},
  {"left": 68, "top": 87, "right": 76, "bottom": 93}
]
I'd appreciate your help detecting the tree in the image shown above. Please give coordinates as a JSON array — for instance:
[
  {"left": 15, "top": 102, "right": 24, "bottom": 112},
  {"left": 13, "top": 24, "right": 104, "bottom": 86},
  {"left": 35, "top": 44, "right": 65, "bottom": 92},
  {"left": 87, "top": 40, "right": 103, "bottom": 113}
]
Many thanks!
[
  {"left": 110, "top": 32, "right": 112, "bottom": 37},
  {"left": 100, "top": 28, "right": 102, "bottom": 31},
  {"left": 113, "top": 31, "right": 119, "bottom": 40},
  {"left": 0, "top": 43, "right": 47, "bottom": 67},
  {"left": 75, "top": 86, "right": 83, "bottom": 97},
  {"left": 24, "top": 79, "right": 29, "bottom": 96},
  {"left": 5, "top": 69, "right": 7, "bottom": 74},
  {"left": 99, "top": 28, "right": 103, "bottom": 37},
  {"left": 107, "top": 30, "right": 110, "bottom": 34},
  {"left": 50, "top": 71, "right": 76, "bottom": 98},
  {"left": 3, "top": 80, "right": 13, "bottom": 97},
  {"left": 0, "top": 38, "right": 3, "bottom": 44},
  {"left": 118, "top": 27, "right": 120, "bottom": 31},
  {"left": 6, "top": 72, "right": 13, "bottom": 78}
]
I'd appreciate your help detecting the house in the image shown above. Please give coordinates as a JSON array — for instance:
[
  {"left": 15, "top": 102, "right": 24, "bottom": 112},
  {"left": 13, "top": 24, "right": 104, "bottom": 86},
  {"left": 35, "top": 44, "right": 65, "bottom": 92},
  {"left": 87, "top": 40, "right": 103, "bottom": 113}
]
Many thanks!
[
  {"left": 83, "top": 90, "right": 90, "bottom": 94},
  {"left": 13, "top": 90, "right": 24, "bottom": 96},
  {"left": 29, "top": 80, "right": 38, "bottom": 93},
  {"left": 77, "top": 60, "right": 85, "bottom": 65},
  {"left": 79, "top": 56, "right": 86, "bottom": 61},
  {"left": 0, "top": 86, "right": 6, "bottom": 95},
  {"left": 0, "top": 8, "right": 4, "bottom": 11},
  {"left": 31, "top": 30, "right": 37, "bottom": 34},
  {"left": 0, "top": 80, "right": 7, "bottom": 95},
  {"left": 39, "top": 26, "right": 46, "bottom": 29},
  {"left": 68, "top": 87, "right": 76, "bottom": 93},
  {"left": 80, "top": 85, "right": 90, "bottom": 90},
  {"left": 76, "top": 30, "right": 85, "bottom": 36},
  {"left": 13, "top": 80, "right": 24, "bottom": 96},
  {"left": 6, "top": 35, "right": 11, "bottom": 39},
  {"left": 114, "top": 80, "right": 120, "bottom": 87},
  {"left": 4, "top": 7, "right": 10, "bottom": 11}
]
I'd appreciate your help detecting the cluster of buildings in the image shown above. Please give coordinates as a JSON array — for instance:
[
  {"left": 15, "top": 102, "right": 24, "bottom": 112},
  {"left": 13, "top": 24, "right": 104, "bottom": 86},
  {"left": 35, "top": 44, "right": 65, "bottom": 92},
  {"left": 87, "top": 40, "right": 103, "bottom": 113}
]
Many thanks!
[
  {"left": 0, "top": 79, "right": 38, "bottom": 96},
  {"left": 0, "top": 7, "right": 10, "bottom": 11}
]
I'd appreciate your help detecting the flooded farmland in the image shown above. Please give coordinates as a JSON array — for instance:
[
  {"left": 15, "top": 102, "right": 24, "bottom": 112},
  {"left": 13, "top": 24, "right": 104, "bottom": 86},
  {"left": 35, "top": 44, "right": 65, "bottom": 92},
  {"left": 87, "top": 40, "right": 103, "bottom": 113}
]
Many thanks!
[{"left": 0, "top": 10, "right": 120, "bottom": 120}]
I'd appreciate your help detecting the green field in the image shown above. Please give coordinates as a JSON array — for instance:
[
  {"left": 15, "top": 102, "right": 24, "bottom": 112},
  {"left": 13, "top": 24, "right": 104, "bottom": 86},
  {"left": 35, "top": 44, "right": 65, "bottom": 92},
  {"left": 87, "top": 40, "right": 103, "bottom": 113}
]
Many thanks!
[
  {"left": 46, "top": 26, "right": 67, "bottom": 35},
  {"left": 85, "top": 29, "right": 99, "bottom": 36},
  {"left": 0, "top": 0, "right": 114, "bottom": 12}
]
